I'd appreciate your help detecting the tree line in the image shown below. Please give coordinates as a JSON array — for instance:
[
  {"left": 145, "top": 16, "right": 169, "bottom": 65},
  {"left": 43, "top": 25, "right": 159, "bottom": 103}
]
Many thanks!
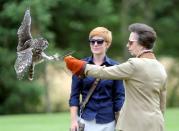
[{"left": 0, "top": 0, "right": 179, "bottom": 114}]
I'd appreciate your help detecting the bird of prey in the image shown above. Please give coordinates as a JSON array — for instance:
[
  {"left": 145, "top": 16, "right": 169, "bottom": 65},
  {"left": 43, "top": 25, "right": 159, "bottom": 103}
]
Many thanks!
[{"left": 14, "top": 9, "right": 72, "bottom": 80}]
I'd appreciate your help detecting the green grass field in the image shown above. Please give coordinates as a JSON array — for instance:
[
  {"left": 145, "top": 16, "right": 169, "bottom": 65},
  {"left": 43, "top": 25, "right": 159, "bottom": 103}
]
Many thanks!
[
  {"left": 165, "top": 108, "right": 179, "bottom": 131},
  {"left": 0, "top": 108, "right": 178, "bottom": 131}
]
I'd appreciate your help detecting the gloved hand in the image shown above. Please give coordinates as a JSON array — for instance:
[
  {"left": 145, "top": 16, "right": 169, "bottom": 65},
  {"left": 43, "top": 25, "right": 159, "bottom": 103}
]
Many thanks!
[{"left": 64, "top": 56, "right": 86, "bottom": 76}]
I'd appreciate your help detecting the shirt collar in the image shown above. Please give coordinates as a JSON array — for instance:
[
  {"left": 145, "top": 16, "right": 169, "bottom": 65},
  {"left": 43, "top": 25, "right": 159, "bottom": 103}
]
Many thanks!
[{"left": 88, "top": 55, "right": 113, "bottom": 66}]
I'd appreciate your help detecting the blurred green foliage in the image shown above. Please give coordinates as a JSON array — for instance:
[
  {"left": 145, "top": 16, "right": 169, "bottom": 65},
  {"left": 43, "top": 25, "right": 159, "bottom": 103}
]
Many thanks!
[{"left": 0, "top": 0, "right": 179, "bottom": 114}]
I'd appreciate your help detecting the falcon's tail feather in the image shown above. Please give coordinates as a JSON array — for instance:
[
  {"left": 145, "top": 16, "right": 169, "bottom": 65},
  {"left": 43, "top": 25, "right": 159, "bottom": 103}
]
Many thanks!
[{"left": 28, "top": 64, "right": 34, "bottom": 81}]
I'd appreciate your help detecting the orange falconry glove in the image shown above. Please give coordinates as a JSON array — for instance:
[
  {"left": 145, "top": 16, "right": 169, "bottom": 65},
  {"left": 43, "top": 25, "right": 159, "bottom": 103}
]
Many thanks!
[{"left": 64, "top": 56, "right": 86, "bottom": 76}]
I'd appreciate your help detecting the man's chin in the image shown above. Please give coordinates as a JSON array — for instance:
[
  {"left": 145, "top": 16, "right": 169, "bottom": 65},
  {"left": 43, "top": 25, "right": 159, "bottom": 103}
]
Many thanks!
[
  {"left": 128, "top": 51, "right": 133, "bottom": 55},
  {"left": 129, "top": 52, "right": 135, "bottom": 57},
  {"left": 92, "top": 51, "right": 102, "bottom": 55}
]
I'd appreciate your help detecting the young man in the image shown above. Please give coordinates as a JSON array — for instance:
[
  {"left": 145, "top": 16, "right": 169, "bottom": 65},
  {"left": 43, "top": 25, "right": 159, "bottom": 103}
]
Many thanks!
[{"left": 69, "top": 27, "right": 125, "bottom": 131}]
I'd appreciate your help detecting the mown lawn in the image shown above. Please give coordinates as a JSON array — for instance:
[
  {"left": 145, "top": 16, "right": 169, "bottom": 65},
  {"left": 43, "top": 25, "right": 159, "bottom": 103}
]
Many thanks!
[
  {"left": 0, "top": 108, "right": 178, "bottom": 131},
  {"left": 0, "top": 112, "right": 70, "bottom": 131},
  {"left": 165, "top": 108, "right": 179, "bottom": 131}
]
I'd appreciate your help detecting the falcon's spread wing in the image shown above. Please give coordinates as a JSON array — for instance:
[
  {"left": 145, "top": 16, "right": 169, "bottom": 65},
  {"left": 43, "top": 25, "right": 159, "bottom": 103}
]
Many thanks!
[
  {"left": 17, "top": 9, "right": 32, "bottom": 51},
  {"left": 14, "top": 9, "right": 74, "bottom": 80},
  {"left": 14, "top": 48, "right": 33, "bottom": 80}
]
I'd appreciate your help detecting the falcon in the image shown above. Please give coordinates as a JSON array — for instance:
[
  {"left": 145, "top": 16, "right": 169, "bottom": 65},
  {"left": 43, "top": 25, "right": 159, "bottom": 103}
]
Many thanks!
[{"left": 14, "top": 9, "right": 71, "bottom": 80}]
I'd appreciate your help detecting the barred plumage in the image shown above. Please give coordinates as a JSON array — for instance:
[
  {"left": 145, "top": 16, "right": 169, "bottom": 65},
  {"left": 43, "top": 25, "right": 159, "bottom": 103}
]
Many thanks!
[{"left": 14, "top": 9, "right": 60, "bottom": 80}]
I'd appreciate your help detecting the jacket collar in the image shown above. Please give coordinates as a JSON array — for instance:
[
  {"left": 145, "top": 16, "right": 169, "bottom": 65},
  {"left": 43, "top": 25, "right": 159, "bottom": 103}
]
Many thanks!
[{"left": 137, "top": 50, "right": 156, "bottom": 59}]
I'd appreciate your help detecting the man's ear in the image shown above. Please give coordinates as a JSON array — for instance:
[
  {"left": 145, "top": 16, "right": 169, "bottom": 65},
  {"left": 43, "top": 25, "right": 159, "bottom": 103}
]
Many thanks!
[{"left": 106, "top": 42, "right": 110, "bottom": 48}]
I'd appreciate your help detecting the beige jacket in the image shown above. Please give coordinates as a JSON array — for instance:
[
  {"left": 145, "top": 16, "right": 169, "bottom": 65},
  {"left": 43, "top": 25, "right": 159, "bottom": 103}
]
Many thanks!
[{"left": 84, "top": 58, "right": 167, "bottom": 131}]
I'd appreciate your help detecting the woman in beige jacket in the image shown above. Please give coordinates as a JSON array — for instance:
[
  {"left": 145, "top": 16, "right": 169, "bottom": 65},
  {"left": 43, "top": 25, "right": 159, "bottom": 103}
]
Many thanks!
[{"left": 64, "top": 23, "right": 167, "bottom": 131}]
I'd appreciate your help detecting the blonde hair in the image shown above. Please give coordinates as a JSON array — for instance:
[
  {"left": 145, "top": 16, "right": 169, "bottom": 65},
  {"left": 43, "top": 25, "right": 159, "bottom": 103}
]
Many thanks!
[{"left": 89, "top": 27, "right": 112, "bottom": 46}]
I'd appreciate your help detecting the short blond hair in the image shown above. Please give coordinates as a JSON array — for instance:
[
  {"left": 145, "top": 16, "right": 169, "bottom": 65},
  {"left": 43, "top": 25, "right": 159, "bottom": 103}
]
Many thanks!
[{"left": 89, "top": 27, "right": 112, "bottom": 46}]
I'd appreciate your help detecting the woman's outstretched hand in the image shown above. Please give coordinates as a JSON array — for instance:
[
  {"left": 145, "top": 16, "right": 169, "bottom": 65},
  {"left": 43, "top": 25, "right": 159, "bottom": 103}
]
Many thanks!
[{"left": 64, "top": 56, "right": 86, "bottom": 76}]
